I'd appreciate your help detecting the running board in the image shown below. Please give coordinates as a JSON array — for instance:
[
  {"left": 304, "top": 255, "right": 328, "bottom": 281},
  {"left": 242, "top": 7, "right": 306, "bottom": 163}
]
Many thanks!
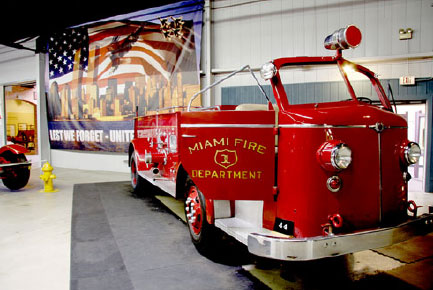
[
  {"left": 138, "top": 170, "right": 176, "bottom": 197},
  {"left": 214, "top": 217, "right": 288, "bottom": 245}
]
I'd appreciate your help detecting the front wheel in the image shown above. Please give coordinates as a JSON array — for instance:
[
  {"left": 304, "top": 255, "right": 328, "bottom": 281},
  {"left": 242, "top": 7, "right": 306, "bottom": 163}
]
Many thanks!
[
  {"left": 185, "top": 183, "right": 215, "bottom": 252},
  {"left": 130, "top": 152, "right": 147, "bottom": 195},
  {"left": 2, "top": 153, "right": 30, "bottom": 190}
]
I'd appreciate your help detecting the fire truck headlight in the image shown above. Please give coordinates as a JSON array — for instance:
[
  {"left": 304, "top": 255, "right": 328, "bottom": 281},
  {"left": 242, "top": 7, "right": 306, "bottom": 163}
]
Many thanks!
[
  {"left": 332, "top": 144, "right": 352, "bottom": 170},
  {"left": 260, "top": 62, "right": 277, "bottom": 80},
  {"left": 317, "top": 141, "right": 352, "bottom": 171},
  {"left": 404, "top": 142, "right": 421, "bottom": 165}
]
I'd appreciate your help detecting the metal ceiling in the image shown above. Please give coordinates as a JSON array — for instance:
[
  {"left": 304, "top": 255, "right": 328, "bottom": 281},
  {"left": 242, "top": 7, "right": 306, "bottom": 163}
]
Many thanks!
[{"left": 0, "top": 1, "right": 181, "bottom": 52}]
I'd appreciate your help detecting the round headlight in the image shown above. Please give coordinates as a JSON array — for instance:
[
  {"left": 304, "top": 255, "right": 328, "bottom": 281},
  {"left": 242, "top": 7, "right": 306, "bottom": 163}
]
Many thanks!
[
  {"left": 331, "top": 144, "right": 352, "bottom": 170},
  {"left": 317, "top": 141, "right": 352, "bottom": 171},
  {"left": 260, "top": 62, "right": 277, "bottom": 80},
  {"left": 405, "top": 142, "right": 421, "bottom": 165}
]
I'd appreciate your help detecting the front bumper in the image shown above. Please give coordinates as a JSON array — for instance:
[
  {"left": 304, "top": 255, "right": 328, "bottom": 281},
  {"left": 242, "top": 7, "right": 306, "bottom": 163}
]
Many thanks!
[{"left": 248, "top": 214, "right": 433, "bottom": 261}]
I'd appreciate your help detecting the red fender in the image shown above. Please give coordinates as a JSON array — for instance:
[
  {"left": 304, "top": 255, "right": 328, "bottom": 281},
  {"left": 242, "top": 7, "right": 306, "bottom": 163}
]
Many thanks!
[
  {"left": 0, "top": 144, "right": 28, "bottom": 155},
  {"left": 129, "top": 139, "right": 154, "bottom": 172},
  {"left": 205, "top": 199, "right": 215, "bottom": 224}
]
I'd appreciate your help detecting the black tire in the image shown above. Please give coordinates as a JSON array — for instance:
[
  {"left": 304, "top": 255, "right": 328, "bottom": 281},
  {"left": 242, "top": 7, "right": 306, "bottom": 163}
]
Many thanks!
[
  {"left": 2, "top": 153, "right": 30, "bottom": 190},
  {"left": 130, "top": 152, "right": 147, "bottom": 195},
  {"left": 184, "top": 181, "right": 215, "bottom": 252}
]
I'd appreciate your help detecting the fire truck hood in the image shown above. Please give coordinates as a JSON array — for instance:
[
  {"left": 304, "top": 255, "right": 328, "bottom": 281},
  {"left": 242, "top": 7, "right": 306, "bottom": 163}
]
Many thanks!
[{"left": 280, "top": 102, "right": 406, "bottom": 127}]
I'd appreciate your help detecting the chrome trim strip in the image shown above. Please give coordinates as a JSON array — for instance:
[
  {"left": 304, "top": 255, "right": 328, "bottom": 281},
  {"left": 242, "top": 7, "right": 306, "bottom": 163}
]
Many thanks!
[
  {"left": 279, "top": 124, "right": 367, "bottom": 128},
  {"left": 179, "top": 123, "right": 407, "bottom": 129},
  {"left": 279, "top": 124, "right": 407, "bottom": 129},
  {"left": 181, "top": 134, "right": 197, "bottom": 138},
  {"left": 248, "top": 214, "right": 433, "bottom": 261},
  {"left": 378, "top": 132, "right": 383, "bottom": 223},
  {"left": 181, "top": 124, "right": 274, "bottom": 128}
]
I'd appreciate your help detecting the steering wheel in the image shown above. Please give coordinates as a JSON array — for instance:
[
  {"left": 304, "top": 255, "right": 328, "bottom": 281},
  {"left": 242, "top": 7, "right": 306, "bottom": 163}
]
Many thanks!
[{"left": 356, "top": 97, "right": 372, "bottom": 104}]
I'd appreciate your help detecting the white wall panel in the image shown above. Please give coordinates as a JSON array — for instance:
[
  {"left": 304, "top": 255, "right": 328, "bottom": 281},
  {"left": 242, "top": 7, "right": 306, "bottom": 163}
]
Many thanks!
[
  {"left": 51, "top": 150, "right": 129, "bottom": 173},
  {"left": 325, "top": 0, "right": 341, "bottom": 47},
  {"left": 344, "top": 0, "right": 364, "bottom": 58},
  {"left": 281, "top": 0, "right": 294, "bottom": 57},
  {"left": 303, "top": 0, "right": 317, "bottom": 57},
  {"left": 270, "top": 0, "right": 284, "bottom": 59},
  {"left": 377, "top": 0, "right": 393, "bottom": 56},
  {"left": 292, "top": 1, "right": 306, "bottom": 57},
  {"left": 314, "top": 2, "right": 328, "bottom": 56},
  {"left": 391, "top": 0, "right": 408, "bottom": 55},
  {"left": 365, "top": 0, "right": 379, "bottom": 57},
  {"left": 248, "top": 1, "right": 262, "bottom": 64},
  {"left": 420, "top": 0, "right": 433, "bottom": 53},
  {"left": 259, "top": 1, "right": 274, "bottom": 62},
  {"left": 0, "top": 55, "right": 35, "bottom": 85},
  {"left": 406, "top": 0, "right": 422, "bottom": 54},
  {"left": 210, "top": 0, "right": 433, "bottom": 103},
  {"left": 237, "top": 1, "right": 251, "bottom": 67},
  {"left": 212, "top": 1, "right": 232, "bottom": 69},
  {"left": 211, "top": 0, "right": 432, "bottom": 63}
]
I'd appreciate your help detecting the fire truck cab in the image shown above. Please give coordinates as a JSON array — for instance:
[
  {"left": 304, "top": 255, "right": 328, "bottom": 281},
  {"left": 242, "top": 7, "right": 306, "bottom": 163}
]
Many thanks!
[{"left": 129, "top": 26, "right": 433, "bottom": 261}]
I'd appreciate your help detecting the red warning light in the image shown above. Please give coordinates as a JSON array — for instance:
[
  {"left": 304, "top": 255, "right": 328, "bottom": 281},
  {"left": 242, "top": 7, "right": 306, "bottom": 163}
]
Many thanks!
[{"left": 324, "top": 25, "right": 362, "bottom": 50}]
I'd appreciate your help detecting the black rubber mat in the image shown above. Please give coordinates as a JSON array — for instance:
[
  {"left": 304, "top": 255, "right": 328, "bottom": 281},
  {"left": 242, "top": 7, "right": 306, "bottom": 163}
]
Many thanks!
[{"left": 70, "top": 181, "right": 261, "bottom": 290}]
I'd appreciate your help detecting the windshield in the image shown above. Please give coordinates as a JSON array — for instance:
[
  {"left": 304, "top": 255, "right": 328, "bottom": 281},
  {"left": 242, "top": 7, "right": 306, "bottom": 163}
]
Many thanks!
[{"left": 278, "top": 63, "right": 384, "bottom": 105}]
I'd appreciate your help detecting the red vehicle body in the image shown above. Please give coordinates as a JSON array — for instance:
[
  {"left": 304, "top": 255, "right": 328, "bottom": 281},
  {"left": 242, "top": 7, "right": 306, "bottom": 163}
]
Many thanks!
[
  {"left": 129, "top": 26, "right": 433, "bottom": 260},
  {"left": 0, "top": 144, "right": 31, "bottom": 190}
]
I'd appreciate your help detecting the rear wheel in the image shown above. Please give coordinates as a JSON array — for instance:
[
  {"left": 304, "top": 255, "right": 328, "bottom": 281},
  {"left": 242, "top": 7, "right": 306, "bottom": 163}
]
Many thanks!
[
  {"left": 130, "top": 152, "right": 147, "bottom": 195},
  {"left": 185, "top": 182, "right": 214, "bottom": 252},
  {"left": 2, "top": 153, "right": 30, "bottom": 190}
]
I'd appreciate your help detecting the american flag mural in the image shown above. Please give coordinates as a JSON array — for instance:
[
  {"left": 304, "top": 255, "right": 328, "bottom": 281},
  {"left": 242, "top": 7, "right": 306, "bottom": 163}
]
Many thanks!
[
  {"left": 47, "top": 0, "right": 203, "bottom": 152},
  {"left": 87, "top": 21, "right": 189, "bottom": 87},
  {"left": 48, "top": 27, "right": 89, "bottom": 80}
]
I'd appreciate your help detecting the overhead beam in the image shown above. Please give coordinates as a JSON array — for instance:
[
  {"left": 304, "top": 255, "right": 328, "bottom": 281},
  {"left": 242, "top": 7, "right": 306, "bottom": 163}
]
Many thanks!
[{"left": 0, "top": 42, "right": 36, "bottom": 52}]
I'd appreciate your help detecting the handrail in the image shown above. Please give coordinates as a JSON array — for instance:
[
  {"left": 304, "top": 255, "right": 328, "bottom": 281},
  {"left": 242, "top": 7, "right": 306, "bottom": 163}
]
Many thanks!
[
  {"left": 187, "top": 64, "right": 270, "bottom": 112},
  {"left": 155, "top": 106, "right": 200, "bottom": 113}
]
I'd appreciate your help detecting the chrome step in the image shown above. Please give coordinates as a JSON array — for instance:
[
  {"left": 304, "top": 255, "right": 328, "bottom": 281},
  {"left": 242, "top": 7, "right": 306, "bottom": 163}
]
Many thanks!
[
  {"left": 214, "top": 217, "right": 289, "bottom": 245},
  {"left": 138, "top": 170, "right": 176, "bottom": 197}
]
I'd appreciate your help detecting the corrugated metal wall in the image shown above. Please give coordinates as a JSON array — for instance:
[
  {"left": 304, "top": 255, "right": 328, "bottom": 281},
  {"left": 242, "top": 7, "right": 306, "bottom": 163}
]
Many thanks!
[
  {"left": 206, "top": 0, "right": 433, "bottom": 104},
  {"left": 221, "top": 79, "right": 433, "bottom": 105},
  {"left": 212, "top": 0, "right": 432, "bottom": 66}
]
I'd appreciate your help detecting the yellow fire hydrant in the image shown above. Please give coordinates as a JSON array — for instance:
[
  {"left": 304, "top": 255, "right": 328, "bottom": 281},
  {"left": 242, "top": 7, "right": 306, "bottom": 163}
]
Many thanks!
[{"left": 40, "top": 162, "right": 58, "bottom": 192}]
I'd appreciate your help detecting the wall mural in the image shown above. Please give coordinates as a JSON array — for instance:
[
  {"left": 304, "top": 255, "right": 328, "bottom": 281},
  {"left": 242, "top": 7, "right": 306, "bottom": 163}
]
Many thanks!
[{"left": 47, "top": 0, "right": 203, "bottom": 152}]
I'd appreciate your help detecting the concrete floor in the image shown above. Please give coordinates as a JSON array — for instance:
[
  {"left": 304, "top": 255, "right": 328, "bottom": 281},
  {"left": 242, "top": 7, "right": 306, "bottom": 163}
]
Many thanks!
[
  {"left": 0, "top": 167, "right": 130, "bottom": 290},
  {"left": 0, "top": 166, "right": 432, "bottom": 290}
]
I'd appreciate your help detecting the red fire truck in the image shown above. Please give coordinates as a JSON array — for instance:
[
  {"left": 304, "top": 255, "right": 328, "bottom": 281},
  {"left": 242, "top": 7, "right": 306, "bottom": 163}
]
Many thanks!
[
  {"left": 0, "top": 144, "right": 31, "bottom": 190},
  {"left": 129, "top": 26, "right": 433, "bottom": 260}
]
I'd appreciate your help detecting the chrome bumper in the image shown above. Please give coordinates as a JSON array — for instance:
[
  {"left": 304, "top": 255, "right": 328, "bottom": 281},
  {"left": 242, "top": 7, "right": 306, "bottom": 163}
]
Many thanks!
[
  {"left": 0, "top": 161, "right": 31, "bottom": 168},
  {"left": 248, "top": 214, "right": 433, "bottom": 261}
]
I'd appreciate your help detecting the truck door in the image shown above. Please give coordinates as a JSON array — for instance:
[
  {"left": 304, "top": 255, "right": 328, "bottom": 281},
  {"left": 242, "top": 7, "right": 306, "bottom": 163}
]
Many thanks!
[{"left": 180, "top": 110, "right": 276, "bottom": 201}]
